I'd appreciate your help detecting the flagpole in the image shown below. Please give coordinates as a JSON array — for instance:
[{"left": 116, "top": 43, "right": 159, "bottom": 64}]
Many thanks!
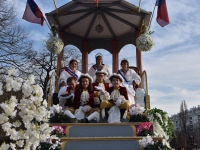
[
  {"left": 53, "top": 0, "right": 59, "bottom": 14},
  {"left": 44, "top": 18, "right": 53, "bottom": 34},
  {"left": 138, "top": 0, "right": 142, "bottom": 12},
  {"left": 148, "top": 0, "right": 157, "bottom": 30}
]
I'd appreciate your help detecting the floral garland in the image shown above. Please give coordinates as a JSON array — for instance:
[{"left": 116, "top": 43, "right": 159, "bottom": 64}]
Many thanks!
[
  {"left": 46, "top": 24, "right": 64, "bottom": 54},
  {"left": 136, "top": 24, "right": 154, "bottom": 52},
  {"left": 146, "top": 108, "right": 174, "bottom": 149},
  {"left": 0, "top": 68, "right": 60, "bottom": 150}
]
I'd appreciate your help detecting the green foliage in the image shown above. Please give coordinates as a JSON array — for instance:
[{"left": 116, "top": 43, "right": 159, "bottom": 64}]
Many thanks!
[
  {"left": 144, "top": 141, "right": 167, "bottom": 150},
  {"left": 129, "top": 114, "right": 150, "bottom": 122},
  {"left": 147, "top": 108, "right": 175, "bottom": 141},
  {"left": 138, "top": 129, "right": 154, "bottom": 136},
  {"left": 36, "top": 142, "right": 62, "bottom": 150},
  {"left": 49, "top": 113, "right": 70, "bottom": 123}
]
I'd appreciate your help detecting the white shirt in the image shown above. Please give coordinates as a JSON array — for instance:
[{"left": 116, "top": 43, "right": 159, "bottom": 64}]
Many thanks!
[
  {"left": 118, "top": 69, "right": 141, "bottom": 85},
  {"left": 59, "top": 68, "right": 82, "bottom": 86},
  {"left": 88, "top": 64, "right": 111, "bottom": 82}
]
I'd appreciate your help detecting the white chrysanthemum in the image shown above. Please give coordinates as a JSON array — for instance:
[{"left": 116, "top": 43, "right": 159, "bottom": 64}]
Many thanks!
[
  {"left": 7, "top": 68, "right": 17, "bottom": 76},
  {"left": 27, "top": 74, "right": 35, "bottom": 84},
  {"left": 32, "top": 84, "right": 43, "bottom": 97},
  {"left": 5, "top": 76, "right": 13, "bottom": 91},
  {"left": 17, "top": 140, "right": 24, "bottom": 148},
  {"left": 0, "top": 103, "right": 12, "bottom": 116},
  {"left": 129, "top": 104, "right": 145, "bottom": 115},
  {"left": 9, "top": 128, "right": 18, "bottom": 140},
  {"left": 0, "top": 142, "right": 10, "bottom": 150},
  {"left": 46, "top": 35, "right": 64, "bottom": 54},
  {"left": 50, "top": 104, "right": 63, "bottom": 115},
  {"left": 136, "top": 33, "right": 154, "bottom": 52},
  {"left": 2, "top": 122, "right": 12, "bottom": 132},
  {"left": 43, "top": 100, "right": 47, "bottom": 107},
  {"left": 0, "top": 113, "right": 9, "bottom": 124},
  {"left": 13, "top": 121, "right": 21, "bottom": 128},
  {"left": 12, "top": 79, "right": 22, "bottom": 91},
  {"left": 139, "top": 135, "right": 154, "bottom": 148},
  {"left": 10, "top": 143, "right": 16, "bottom": 150},
  {"left": 1, "top": 68, "right": 57, "bottom": 150},
  {"left": 22, "top": 83, "right": 33, "bottom": 97},
  {"left": 16, "top": 77, "right": 23, "bottom": 83}
]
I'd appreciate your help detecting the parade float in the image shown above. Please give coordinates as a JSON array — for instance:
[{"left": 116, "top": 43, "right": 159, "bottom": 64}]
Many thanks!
[{"left": 0, "top": 0, "right": 173, "bottom": 150}]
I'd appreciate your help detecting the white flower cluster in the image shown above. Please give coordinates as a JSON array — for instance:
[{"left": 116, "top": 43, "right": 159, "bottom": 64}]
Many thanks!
[
  {"left": 46, "top": 35, "right": 64, "bottom": 54},
  {"left": 129, "top": 103, "right": 145, "bottom": 115},
  {"left": 49, "top": 104, "right": 63, "bottom": 116},
  {"left": 136, "top": 33, "right": 154, "bottom": 52},
  {"left": 0, "top": 68, "right": 53, "bottom": 150},
  {"left": 139, "top": 135, "right": 154, "bottom": 147}
]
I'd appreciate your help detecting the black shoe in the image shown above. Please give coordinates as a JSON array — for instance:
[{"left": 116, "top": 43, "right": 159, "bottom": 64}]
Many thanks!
[
  {"left": 80, "top": 118, "right": 89, "bottom": 123},
  {"left": 89, "top": 119, "right": 98, "bottom": 123}
]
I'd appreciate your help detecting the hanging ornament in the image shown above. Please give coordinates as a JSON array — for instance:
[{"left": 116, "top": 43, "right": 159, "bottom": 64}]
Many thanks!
[
  {"left": 95, "top": 15, "right": 104, "bottom": 34},
  {"left": 136, "top": 24, "right": 154, "bottom": 52},
  {"left": 46, "top": 24, "right": 64, "bottom": 54}
]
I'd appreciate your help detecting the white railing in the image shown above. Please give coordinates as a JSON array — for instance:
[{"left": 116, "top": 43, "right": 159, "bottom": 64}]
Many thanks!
[{"left": 141, "top": 70, "right": 150, "bottom": 109}]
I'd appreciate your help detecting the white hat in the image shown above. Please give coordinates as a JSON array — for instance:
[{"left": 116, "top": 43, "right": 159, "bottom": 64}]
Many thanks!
[
  {"left": 95, "top": 53, "right": 103, "bottom": 58},
  {"left": 109, "top": 73, "right": 124, "bottom": 82},
  {"left": 78, "top": 73, "right": 93, "bottom": 83},
  {"left": 121, "top": 58, "right": 128, "bottom": 62},
  {"left": 95, "top": 70, "right": 108, "bottom": 75}
]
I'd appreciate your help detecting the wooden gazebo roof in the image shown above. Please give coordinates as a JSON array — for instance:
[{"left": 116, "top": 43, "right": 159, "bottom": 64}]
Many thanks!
[{"left": 45, "top": 0, "right": 151, "bottom": 53}]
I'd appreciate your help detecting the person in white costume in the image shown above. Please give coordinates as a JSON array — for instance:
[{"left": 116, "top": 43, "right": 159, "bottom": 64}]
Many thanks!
[
  {"left": 117, "top": 59, "right": 141, "bottom": 105},
  {"left": 59, "top": 59, "right": 82, "bottom": 87},
  {"left": 88, "top": 53, "right": 111, "bottom": 82}
]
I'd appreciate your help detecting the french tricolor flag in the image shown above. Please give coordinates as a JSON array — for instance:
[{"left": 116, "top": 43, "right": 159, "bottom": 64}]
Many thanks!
[
  {"left": 22, "top": 0, "right": 44, "bottom": 26},
  {"left": 156, "top": 0, "right": 170, "bottom": 27}
]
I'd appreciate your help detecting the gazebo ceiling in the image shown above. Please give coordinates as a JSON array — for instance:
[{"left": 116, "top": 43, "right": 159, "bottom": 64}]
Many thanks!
[{"left": 45, "top": 0, "right": 152, "bottom": 53}]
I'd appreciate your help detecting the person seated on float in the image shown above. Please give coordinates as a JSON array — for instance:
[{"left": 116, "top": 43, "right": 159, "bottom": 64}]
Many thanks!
[
  {"left": 100, "top": 73, "right": 130, "bottom": 120},
  {"left": 58, "top": 77, "right": 79, "bottom": 123},
  {"left": 73, "top": 74, "right": 100, "bottom": 123},
  {"left": 88, "top": 53, "right": 111, "bottom": 82},
  {"left": 59, "top": 59, "right": 82, "bottom": 87},
  {"left": 117, "top": 58, "right": 141, "bottom": 105},
  {"left": 92, "top": 70, "right": 110, "bottom": 119}
]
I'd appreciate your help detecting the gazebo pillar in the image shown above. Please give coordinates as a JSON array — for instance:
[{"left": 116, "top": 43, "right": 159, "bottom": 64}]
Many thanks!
[
  {"left": 136, "top": 29, "right": 143, "bottom": 75},
  {"left": 55, "top": 30, "right": 65, "bottom": 93},
  {"left": 82, "top": 39, "right": 88, "bottom": 73},
  {"left": 112, "top": 39, "right": 119, "bottom": 73},
  {"left": 57, "top": 30, "right": 64, "bottom": 75}
]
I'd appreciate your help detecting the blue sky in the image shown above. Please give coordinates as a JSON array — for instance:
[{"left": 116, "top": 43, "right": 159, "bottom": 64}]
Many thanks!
[{"left": 15, "top": 0, "right": 200, "bottom": 116}]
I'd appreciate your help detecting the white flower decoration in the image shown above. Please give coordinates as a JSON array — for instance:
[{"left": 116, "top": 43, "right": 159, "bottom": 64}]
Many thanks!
[{"left": 46, "top": 35, "right": 64, "bottom": 54}]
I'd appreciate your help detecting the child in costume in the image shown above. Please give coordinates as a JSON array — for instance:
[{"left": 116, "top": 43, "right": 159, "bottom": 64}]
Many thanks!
[
  {"left": 74, "top": 74, "right": 100, "bottom": 123},
  {"left": 58, "top": 77, "right": 79, "bottom": 123},
  {"left": 92, "top": 70, "right": 110, "bottom": 119},
  {"left": 100, "top": 73, "right": 130, "bottom": 120}
]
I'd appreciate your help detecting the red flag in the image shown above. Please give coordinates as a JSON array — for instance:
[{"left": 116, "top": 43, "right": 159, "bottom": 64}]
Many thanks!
[
  {"left": 22, "top": 0, "right": 44, "bottom": 26},
  {"left": 156, "top": 0, "right": 170, "bottom": 27}
]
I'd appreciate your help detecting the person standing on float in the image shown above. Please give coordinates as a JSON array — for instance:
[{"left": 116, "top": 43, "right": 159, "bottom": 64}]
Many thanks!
[
  {"left": 88, "top": 53, "right": 111, "bottom": 82},
  {"left": 59, "top": 59, "right": 82, "bottom": 87},
  {"left": 117, "top": 58, "right": 141, "bottom": 105}
]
